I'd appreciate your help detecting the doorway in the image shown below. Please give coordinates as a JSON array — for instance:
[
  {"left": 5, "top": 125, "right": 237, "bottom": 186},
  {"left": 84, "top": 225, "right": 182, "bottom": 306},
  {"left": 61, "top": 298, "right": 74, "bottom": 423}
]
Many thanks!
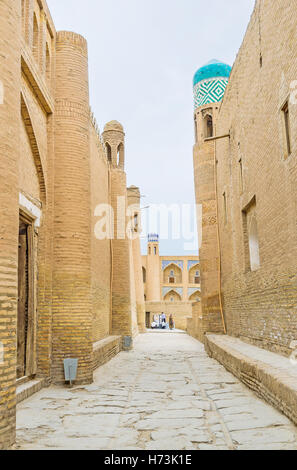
[
  {"left": 17, "top": 213, "right": 36, "bottom": 379},
  {"left": 145, "top": 312, "right": 151, "bottom": 329}
]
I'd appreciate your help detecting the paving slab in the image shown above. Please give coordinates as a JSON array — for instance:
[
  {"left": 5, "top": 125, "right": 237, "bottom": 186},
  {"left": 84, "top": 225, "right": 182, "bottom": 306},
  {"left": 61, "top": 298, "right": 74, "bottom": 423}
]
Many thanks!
[{"left": 16, "top": 332, "right": 297, "bottom": 450}]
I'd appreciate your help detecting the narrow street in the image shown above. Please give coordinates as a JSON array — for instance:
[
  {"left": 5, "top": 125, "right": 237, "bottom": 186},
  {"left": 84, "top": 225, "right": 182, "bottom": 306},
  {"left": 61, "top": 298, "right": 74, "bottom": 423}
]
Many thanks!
[{"left": 15, "top": 332, "right": 297, "bottom": 450}]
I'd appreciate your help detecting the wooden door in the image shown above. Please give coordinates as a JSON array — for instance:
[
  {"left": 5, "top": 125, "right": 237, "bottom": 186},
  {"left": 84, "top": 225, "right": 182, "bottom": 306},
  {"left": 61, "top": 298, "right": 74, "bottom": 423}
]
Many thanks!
[
  {"left": 17, "top": 215, "right": 36, "bottom": 379},
  {"left": 17, "top": 222, "right": 28, "bottom": 379}
]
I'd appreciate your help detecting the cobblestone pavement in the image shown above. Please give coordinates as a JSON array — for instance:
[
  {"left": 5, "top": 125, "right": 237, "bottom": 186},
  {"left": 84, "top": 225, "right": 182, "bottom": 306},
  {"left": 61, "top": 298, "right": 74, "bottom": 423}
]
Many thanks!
[{"left": 16, "top": 332, "right": 297, "bottom": 450}]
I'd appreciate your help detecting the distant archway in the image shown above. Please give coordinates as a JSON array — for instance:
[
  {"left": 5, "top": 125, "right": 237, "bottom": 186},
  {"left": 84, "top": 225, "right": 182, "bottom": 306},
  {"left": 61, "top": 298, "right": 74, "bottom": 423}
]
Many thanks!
[
  {"left": 164, "top": 290, "right": 182, "bottom": 302},
  {"left": 189, "top": 264, "right": 200, "bottom": 284},
  {"left": 163, "top": 263, "right": 182, "bottom": 284},
  {"left": 204, "top": 114, "right": 213, "bottom": 138},
  {"left": 142, "top": 267, "right": 146, "bottom": 283},
  {"left": 106, "top": 142, "right": 112, "bottom": 163}
]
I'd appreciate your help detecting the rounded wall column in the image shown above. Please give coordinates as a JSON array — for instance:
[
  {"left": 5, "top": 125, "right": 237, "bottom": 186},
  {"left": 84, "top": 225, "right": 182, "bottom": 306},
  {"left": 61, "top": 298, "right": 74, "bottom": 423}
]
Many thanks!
[{"left": 52, "top": 31, "right": 93, "bottom": 384}]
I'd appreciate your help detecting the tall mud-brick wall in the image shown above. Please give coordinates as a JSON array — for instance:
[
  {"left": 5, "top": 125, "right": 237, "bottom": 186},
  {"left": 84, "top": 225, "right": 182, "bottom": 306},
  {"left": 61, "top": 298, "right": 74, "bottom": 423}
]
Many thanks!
[
  {"left": 110, "top": 170, "right": 133, "bottom": 343},
  {"left": 0, "top": 0, "right": 21, "bottom": 449},
  {"left": 52, "top": 31, "right": 93, "bottom": 384},
  {"left": 127, "top": 186, "right": 146, "bottom": 333},
  {"left": 215, "top": 0, "right": 297, "bottom": 355},
  {"left": 193, "top": 107, "right": 225, "bottom": 337}
]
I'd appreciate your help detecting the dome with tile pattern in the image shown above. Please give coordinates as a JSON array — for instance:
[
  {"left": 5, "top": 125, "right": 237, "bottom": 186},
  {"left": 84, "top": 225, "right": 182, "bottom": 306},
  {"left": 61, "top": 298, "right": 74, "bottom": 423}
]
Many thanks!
[{"left": 193, "top": 59, "right": 232, "bottom": 109}]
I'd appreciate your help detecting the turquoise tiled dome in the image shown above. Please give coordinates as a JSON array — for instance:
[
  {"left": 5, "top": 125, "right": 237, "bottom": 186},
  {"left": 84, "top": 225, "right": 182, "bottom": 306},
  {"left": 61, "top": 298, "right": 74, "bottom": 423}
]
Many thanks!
[
  {"left": 193, "top": 59, "right": 232, "bottom": 109},
  {"left": 193, "top": 59, "right": 231, "bottom": 87}
]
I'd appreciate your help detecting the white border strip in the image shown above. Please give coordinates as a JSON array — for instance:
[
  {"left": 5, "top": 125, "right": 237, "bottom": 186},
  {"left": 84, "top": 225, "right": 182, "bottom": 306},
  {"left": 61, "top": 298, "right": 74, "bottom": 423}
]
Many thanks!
[{"left": 19, "top": 193, "right": 42, "bottom": 227}]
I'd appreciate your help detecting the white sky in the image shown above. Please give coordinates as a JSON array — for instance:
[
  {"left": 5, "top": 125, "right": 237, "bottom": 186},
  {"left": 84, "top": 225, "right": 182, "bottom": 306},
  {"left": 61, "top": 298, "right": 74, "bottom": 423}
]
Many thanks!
[{"left": 47, "top": 0, "right": 255, "bottom": 255}]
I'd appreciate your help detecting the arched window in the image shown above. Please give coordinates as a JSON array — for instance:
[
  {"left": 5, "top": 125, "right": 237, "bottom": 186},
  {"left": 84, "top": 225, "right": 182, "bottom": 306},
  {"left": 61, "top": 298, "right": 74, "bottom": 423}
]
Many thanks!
[
  {"left": 142, "top": 267, "right": 146, "bottom": 283},
  {"left": 248, "top": 216, "right": 260, "bottom": 271},
  {"left": 106, "top": 142, "right": 112, "bottom": 162},
  {"left": 204, "top": 114, "right": 213, "bottom": 138},
  {"left": 194, "top": 271, "right": 200, "bottom": 284},
  {"left": 117, "top": 143, "right": 124, "bottom": 168},
  {"left": 33, "top": 13, "right": 39, "bottom": 64}
]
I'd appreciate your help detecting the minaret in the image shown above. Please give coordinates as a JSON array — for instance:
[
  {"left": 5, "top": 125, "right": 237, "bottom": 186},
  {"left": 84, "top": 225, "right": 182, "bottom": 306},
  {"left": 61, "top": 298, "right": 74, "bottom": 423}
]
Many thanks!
[
  {"left": 102, "top": 121, "right": 125, "bottom": 170},
  {"left": 103, "top": 121, "right": 134, "bottom": 348},
  {"left": 146, "top": 234, "right": 161, "bottom": 302},
  {"left": 192, "top": 59, "right": 231, "bottom": 336}
]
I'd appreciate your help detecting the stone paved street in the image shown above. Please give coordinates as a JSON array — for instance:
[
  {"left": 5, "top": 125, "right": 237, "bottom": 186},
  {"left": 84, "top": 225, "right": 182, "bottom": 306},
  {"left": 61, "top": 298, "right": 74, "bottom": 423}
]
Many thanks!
[{"left": 16, "top": 332, "right": 297, "bottom": 450}]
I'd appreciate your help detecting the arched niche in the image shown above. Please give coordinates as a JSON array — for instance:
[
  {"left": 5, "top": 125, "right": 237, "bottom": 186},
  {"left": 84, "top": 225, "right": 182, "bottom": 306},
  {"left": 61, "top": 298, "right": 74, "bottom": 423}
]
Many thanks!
[
  {"left": 164, "top": 290, "right": 182, "bottom": 302},
  {"left": 163, "top": 263, "right": 182, "bottom": 284}
]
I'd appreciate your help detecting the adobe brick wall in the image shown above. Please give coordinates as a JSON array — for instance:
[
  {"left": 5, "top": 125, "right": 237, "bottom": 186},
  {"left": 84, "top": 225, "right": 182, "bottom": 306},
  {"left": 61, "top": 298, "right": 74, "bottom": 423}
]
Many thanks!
[
  {"left": 110, "top": 169, "right": 133, "bottom": 342},
  {"left": 127, "top": 186, "right": 146, "bottom": 333},
  {"left": 0, "top": 0, "right": 21, "bottom": 450},
  {"left": 215, "top": 0, "right": 297, "bottom": 356},
  {"left": 0, "top": 0, "right": 143, "bottom": 449},
  {"left": 90, "top": 124, "right": 112, "bottom": 343}
]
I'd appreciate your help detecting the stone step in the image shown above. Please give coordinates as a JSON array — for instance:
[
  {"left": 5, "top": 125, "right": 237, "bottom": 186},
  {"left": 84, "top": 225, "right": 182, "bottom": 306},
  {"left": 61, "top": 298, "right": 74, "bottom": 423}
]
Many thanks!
[
  {"left": 16, "top": 378, "right": 47, "bottom": 404},
  {"left": 205, "top": 334, "right": 297, "bottom": 426}
]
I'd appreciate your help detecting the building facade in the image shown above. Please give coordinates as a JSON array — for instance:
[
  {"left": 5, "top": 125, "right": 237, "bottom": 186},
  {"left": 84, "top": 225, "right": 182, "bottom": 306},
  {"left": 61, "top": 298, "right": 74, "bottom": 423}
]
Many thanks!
[
  {"left": 0, "top": 0, "right": 144, "bottom": 449},
  {"left": 142, "top": 235, "right": 200, "bottom": 330},
  {"left": 189, "top": 0, "right": 297, "bottom": 354}
]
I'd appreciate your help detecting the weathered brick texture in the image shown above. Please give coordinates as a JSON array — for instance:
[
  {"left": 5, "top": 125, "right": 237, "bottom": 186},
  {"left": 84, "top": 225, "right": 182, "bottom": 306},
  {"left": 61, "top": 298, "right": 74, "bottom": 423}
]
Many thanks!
[
  {"left": 52, "top": 31, "right": 93, "bottom": 384},
  {"left": 0, "top": 0, "right": 21, "bottom": 450},
  {"left": 191, "top": 0, "right": 297, "bottom": 355},
  {"left": 215, "top": 0, "right": 297, "bottom": 356}
]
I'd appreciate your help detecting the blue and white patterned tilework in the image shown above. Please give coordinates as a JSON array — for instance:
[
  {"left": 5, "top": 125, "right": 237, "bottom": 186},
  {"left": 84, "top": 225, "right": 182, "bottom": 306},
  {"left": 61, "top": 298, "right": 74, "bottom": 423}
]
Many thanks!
[
  {"left": 162, "top": 287, "right": 183, "bottom": 298},
  {"left": 194, "top": 77, "right": 229, "bottom": 109},
  {"left": 188, "top": 287, "right": 201, "bottom": 297},
  {"left": 162, "top": 261, "right": 184, "bottom": 271},
  {"left": 188, "top": 260, "right": 200, "bottom": 271},
  {"left": 193, "top": 59, "right": 231, "bottom": 110},
  {"left": 148, "top": 233, "right": 159, "bottom": 243}
]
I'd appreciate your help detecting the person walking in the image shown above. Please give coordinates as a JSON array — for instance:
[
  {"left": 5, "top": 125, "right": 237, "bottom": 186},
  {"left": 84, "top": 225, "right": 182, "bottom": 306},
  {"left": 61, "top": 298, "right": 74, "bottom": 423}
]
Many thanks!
[{"left": 169, "top": 314, "right": 174, "bottom": 330}]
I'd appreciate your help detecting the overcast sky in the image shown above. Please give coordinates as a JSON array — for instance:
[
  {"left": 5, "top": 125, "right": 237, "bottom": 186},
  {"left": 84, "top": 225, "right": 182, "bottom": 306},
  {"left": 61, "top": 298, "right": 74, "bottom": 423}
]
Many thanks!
[{"left": 47, "top": 0, "right": 255, "bottom": 255}]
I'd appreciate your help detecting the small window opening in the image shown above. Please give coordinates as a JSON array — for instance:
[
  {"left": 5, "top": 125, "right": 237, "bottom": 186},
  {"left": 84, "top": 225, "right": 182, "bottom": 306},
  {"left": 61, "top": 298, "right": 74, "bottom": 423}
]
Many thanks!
[
  {"left": 106, "top": 142, "right": 112, "bottom": 162},
  {"left": 46, "top": 43, "right": 51, "bottom": 85},
  {"left": 282, "top": 102, "right": 292, "bottom": 158},
  {"left": 223, "top": 192, "right": 227, "bottom": 224},
  {"left": 33, "top": 13, "right": 39, "bottom": 64},
  {"left": 239, "top": 158, "right": 243, "bottom": 192},
  {"left": 204, "top": 114, "right": 213, "bottom": 138},
  {"left": 134, "top": 213, "right": 138, "bottom": 231}
]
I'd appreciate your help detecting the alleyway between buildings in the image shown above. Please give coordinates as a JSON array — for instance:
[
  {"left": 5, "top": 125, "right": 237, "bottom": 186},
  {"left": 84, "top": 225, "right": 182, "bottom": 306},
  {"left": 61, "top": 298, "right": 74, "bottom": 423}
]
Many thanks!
[{"left": 16, "top": 332, "right": 297, "bottom": 450}]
